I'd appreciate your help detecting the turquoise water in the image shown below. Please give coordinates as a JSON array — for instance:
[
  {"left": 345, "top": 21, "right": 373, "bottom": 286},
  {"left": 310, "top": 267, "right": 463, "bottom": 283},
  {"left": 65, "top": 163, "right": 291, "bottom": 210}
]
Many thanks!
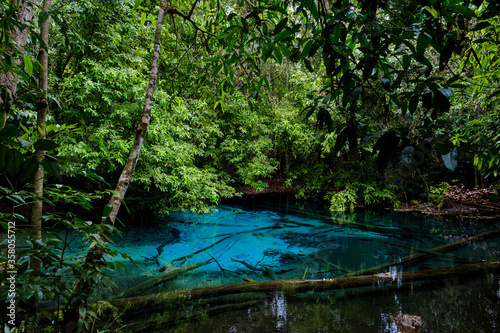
[{"left": 101, "top": 201, "right": 500, "bottom": 332}]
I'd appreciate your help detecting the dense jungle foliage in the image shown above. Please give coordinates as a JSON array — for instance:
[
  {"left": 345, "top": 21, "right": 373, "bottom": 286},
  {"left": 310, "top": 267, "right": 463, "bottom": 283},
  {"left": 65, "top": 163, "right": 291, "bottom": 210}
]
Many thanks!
[{"left": 1, "top": 0, "right": 499, "bottom": 331}]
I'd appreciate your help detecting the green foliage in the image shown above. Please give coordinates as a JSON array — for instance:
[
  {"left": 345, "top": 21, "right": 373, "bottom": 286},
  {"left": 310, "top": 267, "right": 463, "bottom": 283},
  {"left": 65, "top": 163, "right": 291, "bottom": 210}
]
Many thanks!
[
  {"left": 0, "top": 183, "right": 132, "bottom": 331},
  {"left": 428, "top": 182, "right": 450, "bottom": 207},
  {"left": 327, "top": 187, "right": 357, "bottom": 212}
]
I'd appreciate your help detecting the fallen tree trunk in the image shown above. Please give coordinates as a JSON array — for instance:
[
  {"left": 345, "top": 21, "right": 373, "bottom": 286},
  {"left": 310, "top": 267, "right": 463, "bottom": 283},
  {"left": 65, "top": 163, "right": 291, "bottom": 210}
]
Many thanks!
[
  {"left": 343, "top": 228, "right": 500, "bottom": 277},
  {"left": 113, "top": 261, "right": 500, "bottom": 309},
  {"left": 119, "top": 259, "right": 212, "bottom": 299}
]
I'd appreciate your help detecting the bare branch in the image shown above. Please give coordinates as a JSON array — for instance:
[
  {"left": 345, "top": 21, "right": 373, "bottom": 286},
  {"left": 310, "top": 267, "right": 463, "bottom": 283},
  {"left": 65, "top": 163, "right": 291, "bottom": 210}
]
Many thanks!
[
  {"left": 166, "top": 6, "right": 216, "bottom": 37},
  {"left": 187, "top": 0, "right": 198, "bottom": 18}
]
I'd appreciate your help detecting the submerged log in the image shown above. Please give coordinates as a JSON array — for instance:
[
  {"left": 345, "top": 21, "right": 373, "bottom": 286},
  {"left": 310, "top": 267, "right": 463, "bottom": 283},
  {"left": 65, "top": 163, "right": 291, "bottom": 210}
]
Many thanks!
[
  {"left": 119, "top": 259, "right": 212, "bottom": 299},
  {"left": 158, "top": 236, "right": 230, "bottom": 272},
  {"left": 113, "top": 261, "right": 500, "bottom": 309},
  {"left": 379, "top": 240, "right": 480, "bottom": 263},
  {"left": 343, "top": 228, "right": 500, "bottom": 277}
]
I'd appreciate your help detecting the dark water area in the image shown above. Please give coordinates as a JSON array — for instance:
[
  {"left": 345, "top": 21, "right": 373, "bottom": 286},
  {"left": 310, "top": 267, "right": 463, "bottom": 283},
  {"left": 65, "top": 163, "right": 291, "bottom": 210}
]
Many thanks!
[{"left": 95, "top": 195, "right": 500, "bottom": 332}]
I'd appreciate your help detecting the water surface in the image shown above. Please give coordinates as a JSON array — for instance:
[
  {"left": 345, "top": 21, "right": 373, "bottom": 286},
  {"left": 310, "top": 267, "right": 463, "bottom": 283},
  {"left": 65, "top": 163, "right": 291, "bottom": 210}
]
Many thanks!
[{"left": 102, "top": 201, "right": 500, "bottom": 332}]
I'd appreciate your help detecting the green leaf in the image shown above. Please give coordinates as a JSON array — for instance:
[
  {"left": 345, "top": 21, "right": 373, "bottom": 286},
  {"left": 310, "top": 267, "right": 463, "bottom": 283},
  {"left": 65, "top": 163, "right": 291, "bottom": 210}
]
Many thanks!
[
  {"left": 486, "top": 89, "right": 500, "bottom": 101},
  {"left": 302, "top": 39, "right": 315, "bottom": 59},
  {"left": 379, "top": 78, "right": 391, "bottom": 91},
  {"left": 79, "top": 306, "right": 87, "bottom": 319},
  {"left": 55, "top": 155, "right": 84, "bottom": 164},
  {"left": 331, "top": 24, "right": 342, "bottom": 44},
  {"left": 304, "top": 58, "right": 313, "bottom": 72},
  {"left": 308, "top": 41, "right": 322, "bottom": 57},
  {"left": 140, "top": 12, "right": 147, "bottom": 26},
  {"left": 0, "top": 144, "right": 7, "bottom": 170},
  {"left": 0, "top": 124, "right": 21, "bottom": 140},
  {"left": 19, "top": 157, "right": 39, "bottom": 182},
  {"left": 310, "top": 2, "right": 319, "bottom": 21},
  {"left": 374, "top": 131, "right": 401, "bottom": 172},
  {"left": 273, "top": 18, "right": 288, "bottom": 35},
  {"left": 439, "top": 39, "right": 454, "bottom": 70},
  {"left": 38, "top": 11, "right": 49, "bottom": 25},
  {"left": 409, "top": 95, "right": 419, "bottom": 114},
  {"left": 437, "top": 87, "right": 452, "bottom": 100},
  {"left": 279, "top": 44, "right": 292, "bottom": 59},
  {"left": 449, "top": 5, "right": 476, "bottom": 17},
  {"left": 149, "top": 13, "right": 156, "bottom": 27},
  {"left": 425, "top": 6, "right": 439, "bottom": 18},
  {"left": 274, "top": 46, "right": 283, "bottom": 64},
  {"left": 416, "top": 34, "right": 428, "bottom": 55},
  {"left": 402, "top": 55, "right": 411, "bottom": 70},
  {"left": 23, "top": 55, "right": 33, "bottom": 76},
  {"left": 34, "top": 139, "right": 59, "bottom": 151},
  {"left": 470, "top": 21, "right": 490, "bottom": 31},
  {"left": 41, "top": 159, "right": 61, "bottom": 178},
  {"left": 103, "top": 204, "right": 113, "bottom": 218},
  {"left": 212, "top": 64, "right": 223, "bottom": 77},
  {"left": 6, "top": 149, "right": 23, "bottom": 177},
  {"left": 134, "top": 0, "right": 144, "bottom": 9},
  {"left": 442, "top": 147, "right": 458, "bottom": 171}
]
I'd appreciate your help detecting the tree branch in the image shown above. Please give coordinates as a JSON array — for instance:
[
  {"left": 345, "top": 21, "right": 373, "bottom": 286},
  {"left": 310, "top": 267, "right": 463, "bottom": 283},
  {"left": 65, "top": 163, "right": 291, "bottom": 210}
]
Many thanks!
[{"left": 166, "top": 6, "right": 215, "bottom": 37}]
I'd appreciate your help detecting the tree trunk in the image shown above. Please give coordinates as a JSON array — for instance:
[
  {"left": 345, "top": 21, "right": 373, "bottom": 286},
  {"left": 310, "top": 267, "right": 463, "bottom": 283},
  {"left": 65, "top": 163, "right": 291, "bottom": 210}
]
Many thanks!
[
  {"left": 62, "top": 1, "right": 168, "bottom": 327},
  {"left": 113, "top": 261, "right": 500, "bottom": 309},
  {"left": 0, "top": 0, "right": 37, "bottom": 129},
  {"left": 31, "top": 0, "right": 52, "bottom": 273},
  {"left": 29, "top": 0, "right": 52, "bottom": 319}
]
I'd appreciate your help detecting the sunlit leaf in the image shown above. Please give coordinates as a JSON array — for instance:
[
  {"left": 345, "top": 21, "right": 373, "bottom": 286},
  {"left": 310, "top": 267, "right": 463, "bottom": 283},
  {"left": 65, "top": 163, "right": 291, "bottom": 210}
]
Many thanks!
[
  {"left": 425, "top": 6, "right": 438, "bottom": 18},
  {"left": 23, "top": 55, "right": 33, "bottom": 76}
]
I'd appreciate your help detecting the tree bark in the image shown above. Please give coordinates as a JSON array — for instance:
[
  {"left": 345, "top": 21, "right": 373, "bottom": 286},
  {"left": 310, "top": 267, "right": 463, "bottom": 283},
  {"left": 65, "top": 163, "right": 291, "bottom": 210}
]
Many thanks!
[
  {"left": 113, "top": 261, "right": 500, "bottom": 309},
  {"left": 29, "top": 0, "right": 52, "bottom": 319},
  {"left": 0, "top": 0, "right": 37, "bottom": 128},
  {"left": 30, "top": 0, "right": 52, "bottom": 275},
  {"left": 62, "top": 1, "right": 168, "bottom": 326}
]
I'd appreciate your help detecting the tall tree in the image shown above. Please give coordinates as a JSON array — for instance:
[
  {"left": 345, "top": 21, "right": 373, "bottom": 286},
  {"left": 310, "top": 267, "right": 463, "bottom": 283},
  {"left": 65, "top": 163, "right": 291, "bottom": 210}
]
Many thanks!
[
  {"left": 63, "top": 0, "right": 169, "bottom": 326},
  {"left": 29, "top": 0, "right": 52, "bottom": 317}
]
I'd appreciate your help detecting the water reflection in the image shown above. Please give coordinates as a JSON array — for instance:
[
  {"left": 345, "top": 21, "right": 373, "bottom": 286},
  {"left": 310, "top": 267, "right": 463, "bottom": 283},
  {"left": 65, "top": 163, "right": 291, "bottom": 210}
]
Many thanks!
[
  {"left": 93, "top": 202, "right": 500, "bottom": 332},
  {"left": 271, "top": 292, "right": 287, "bottom": 330}
]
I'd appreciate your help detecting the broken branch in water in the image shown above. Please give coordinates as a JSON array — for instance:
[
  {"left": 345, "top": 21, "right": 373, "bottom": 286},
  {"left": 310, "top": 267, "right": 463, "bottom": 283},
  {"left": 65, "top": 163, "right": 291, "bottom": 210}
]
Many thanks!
[
  {"left": 119, "top": 259, "right": 212, "bottom": 298},
  {"left": 316, "top": 258, "right": 352, "bottom": 273},
  {"left": 158, "top": 236, "right": 230, "bottom": 272}
]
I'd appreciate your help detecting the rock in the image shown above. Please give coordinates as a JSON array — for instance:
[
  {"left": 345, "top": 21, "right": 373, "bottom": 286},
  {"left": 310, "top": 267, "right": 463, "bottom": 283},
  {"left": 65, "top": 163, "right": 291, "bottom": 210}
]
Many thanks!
[{"left": 390, "top": 311, "right": 423, "bottom": 333}]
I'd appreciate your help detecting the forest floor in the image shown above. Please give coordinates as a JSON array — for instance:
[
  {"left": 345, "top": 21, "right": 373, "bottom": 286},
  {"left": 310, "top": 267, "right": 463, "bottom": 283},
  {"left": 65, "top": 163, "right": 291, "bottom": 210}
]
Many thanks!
[{"left": 394, "top": 201, "right": 500, "bottom": 220}]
